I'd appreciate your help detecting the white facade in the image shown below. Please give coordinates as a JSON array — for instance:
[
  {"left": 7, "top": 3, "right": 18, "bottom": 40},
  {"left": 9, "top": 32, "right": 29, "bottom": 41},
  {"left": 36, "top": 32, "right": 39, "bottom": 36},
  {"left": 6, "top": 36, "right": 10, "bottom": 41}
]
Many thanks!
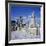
[{"left": 11, "top": 11, "right": 40, "bottom": 40}]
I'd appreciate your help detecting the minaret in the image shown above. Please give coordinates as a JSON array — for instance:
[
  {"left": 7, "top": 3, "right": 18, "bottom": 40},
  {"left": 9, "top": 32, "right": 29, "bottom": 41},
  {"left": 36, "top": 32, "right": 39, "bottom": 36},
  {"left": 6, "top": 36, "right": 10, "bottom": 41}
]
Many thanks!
[{"left": 30, "top": 11, "right": 36, "bottom": 28}]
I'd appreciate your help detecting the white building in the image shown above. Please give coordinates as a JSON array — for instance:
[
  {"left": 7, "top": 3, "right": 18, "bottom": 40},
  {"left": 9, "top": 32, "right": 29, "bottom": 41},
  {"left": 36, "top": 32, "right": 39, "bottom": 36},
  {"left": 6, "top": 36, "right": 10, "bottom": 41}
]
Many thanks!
[
  {"left": 11, "top": 11, "right": 40, "bottom": 39},
  {"left": 28, "top": 11, "right": 38, "bottom": 36}
]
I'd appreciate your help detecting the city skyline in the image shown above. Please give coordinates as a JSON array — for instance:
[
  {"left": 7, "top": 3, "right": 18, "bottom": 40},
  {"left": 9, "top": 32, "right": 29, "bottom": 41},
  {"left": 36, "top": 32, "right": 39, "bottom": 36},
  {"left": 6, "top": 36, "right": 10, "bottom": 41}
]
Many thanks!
[{"left": 9, "top": 4, "right": 41, "bottom": 24}]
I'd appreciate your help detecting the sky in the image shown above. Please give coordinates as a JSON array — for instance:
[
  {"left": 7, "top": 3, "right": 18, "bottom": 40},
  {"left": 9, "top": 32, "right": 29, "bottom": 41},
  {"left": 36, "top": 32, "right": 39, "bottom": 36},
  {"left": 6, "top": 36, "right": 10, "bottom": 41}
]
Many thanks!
[{"left": 9, "top": 4, "right": 41, "bottom": 24}]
